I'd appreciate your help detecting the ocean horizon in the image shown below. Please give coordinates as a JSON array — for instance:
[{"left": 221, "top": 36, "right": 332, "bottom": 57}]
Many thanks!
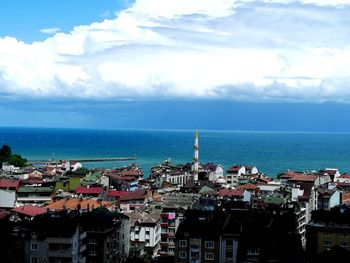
[{"left": 1, "top": 126, "right": 350, "bottom": 177}]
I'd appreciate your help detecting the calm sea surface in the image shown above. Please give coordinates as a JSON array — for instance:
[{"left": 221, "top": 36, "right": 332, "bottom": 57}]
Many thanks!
[{"left": 1, "top": 127, "right": 350, "bottom": 177}]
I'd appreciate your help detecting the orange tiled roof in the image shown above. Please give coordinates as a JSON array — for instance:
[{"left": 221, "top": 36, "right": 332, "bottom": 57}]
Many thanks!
[{"left": 45, "top": 198, "right": 113, "bottom": 211}]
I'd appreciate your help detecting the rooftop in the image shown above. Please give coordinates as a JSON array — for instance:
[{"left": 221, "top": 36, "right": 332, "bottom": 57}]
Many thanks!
[{"left": 12, "top": 205, "right": 47, "bottom": 217}]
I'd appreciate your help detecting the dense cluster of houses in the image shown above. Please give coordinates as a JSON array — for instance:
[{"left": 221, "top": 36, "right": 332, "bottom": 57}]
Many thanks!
[{"left": 1, "top": 156, "right": 350, "bottom": 262}]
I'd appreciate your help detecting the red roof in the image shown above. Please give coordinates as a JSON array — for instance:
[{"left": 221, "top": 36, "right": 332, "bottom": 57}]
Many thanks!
[
  {"left": 76, "top": 186, "right": 103, "bottom": 194},
  {"left": 227, "top": 166, "right": 243, "bottom": 173},
  {"left": 107, "top": 190, "right": 129, "bottom": 197},
  {"left": 320, "top": 169, "right": 338, "bottom": 176},
  {"left": 237, "top": 183, "right": 257, "bottom": 190},
  {"left": 336, "top": 182, "right": 350, "bottom": 188},
  {"left": 109, "top": 174, "right": 136, "bottom": 181},
  {"left": 120, "top": 189, "right": 146, "bottom": 201},
  {"left": 12, "top": 205, "right": 47, "bottom": 217},
  {"left": 338, "top": 174, "right": 350, "bottom": 179},
  {"left": 219, "top": 188, "right": 245, "bottom": 197},
  {"left": 289, "top": 175, "right": 318, "bottom": 182},
  {"left": 0, "top": 179, "right": 20, "bottom": 190},
  {"left": 281, "top": 171, "right": 304, "bottom": 179},
  {"left": 119, "top": 170, "right": 143, "bottom": 177}
]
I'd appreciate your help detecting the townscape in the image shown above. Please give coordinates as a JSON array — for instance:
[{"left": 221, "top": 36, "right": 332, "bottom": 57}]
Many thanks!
[{"left": 1, "top": 131, "right": 350, "bottom": 263}]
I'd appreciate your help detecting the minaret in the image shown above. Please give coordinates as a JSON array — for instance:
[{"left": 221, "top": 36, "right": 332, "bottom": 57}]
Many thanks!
[{"left": 193, "top": 129, "right": 199, "bottom": 181}]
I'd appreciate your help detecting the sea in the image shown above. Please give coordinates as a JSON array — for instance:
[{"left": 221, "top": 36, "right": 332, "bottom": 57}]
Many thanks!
[{"left": 1, "top": 127, "right": 350, "bottom": 177}]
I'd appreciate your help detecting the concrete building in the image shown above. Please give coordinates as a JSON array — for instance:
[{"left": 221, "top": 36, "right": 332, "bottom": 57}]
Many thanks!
[
  {"left": 175, "top": 201, "right": 304, "bottom": 263},
  {"left": 306, "top": 206, "right": 350, "bottom": 262},
  {"left": 158, "top": 193, "right": 198, "bottom": 259},
  {"left": 80, "top": 207, "right": 130, "bottom": 263},
  {"left": 16, "top": 185, "right": 53, "bottom": 205},
  {"left": 24, "top": 211, "right": 87, "bottom": 263}
]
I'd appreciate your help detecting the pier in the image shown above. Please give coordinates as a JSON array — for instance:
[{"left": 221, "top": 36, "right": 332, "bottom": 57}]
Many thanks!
[{"left": 29, "top": 157, "right": 137, "bottom": 165}]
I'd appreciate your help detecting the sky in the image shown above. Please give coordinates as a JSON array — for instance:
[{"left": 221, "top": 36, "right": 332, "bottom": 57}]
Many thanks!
[{"left": 1, "top": 0, "right": 350, "bottom": 131}]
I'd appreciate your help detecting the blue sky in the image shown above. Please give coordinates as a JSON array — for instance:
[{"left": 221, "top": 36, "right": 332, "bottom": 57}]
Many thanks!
[
  {"left": 0, "top": 0, "right": 128, "bottom": 42},
  {"left": 1, "top": 0, "right": 350, "bottom": 131}
]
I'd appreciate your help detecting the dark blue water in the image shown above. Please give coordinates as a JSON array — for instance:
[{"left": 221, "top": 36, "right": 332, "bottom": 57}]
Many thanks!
[{"left": 1, "top": 127, "right": 350, "bottom": 177}]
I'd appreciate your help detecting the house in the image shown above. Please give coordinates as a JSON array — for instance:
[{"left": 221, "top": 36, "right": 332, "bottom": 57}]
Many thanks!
[
  {"left": 11, "top": 205, "right": 47, "bottom": 220},
  {"left": 319, "top": 168, "right": 341, "bottom": 181},
  {"left": 200, "top": 163, "right": 224, "bottom": 182},
  {"left": 75, "top": 186, "right": 104, "bottom": 197},
  {"left": 16, "top": 185, "right": 54, "bottom": 205},
  {"left": 120, "top": 189, "right": 147, "bottom": 212},
  {"left": 0, "top": 178, "right": 20, "bottom": 191},
  {"left": 237, "top": 183, "right": 258, "bottom": 196},
  {"left": 245, "top": 166, "right": 259, "bottom": 175},
  {"left": 109, "top": 174, "right": 139, "bottom": 191},
  {"left": 150, "top": 160, "right": 192, "bottom": 188},
  {"left": 225, "top": 165, "right": 250, "bottom": 187},
  {"left": 107, "top": 190, "right": 129, "bottom": 202},
  {"left": 1, "top": 162, "right": 20, "bottom": 172},
  {"left": 45, "top": 198, "right": 115, "bottom": 212},
  {"left": 334, "top": 174, "right": 350, "bottom": 184},
  {"left": 218, "top": 188, "right": 251, "bottom": 203},
  {"left": 256, "top": 181, "right": 282, "bottom": 197},
  {"left": 317, "top": 185, "right": 340, "bottom": 210}
]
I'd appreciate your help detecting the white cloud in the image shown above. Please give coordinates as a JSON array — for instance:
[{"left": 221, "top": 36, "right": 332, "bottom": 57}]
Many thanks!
[
  {"left": 1, "top": 0, "right": 350, "bottom": 102},
  {"left": 40, "top": 27, "right": 61, "bottom": 35}
]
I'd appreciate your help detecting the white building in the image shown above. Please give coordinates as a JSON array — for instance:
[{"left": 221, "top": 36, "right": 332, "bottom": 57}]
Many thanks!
[
  {"left": 129, "top": 209, "right": 161, "bottom": 257},
  {"left": 225, "top": 165, "right": 246, "bottom": 187},
  {"left": 1, "top": 162, "right": 20, "bottom": 172}
]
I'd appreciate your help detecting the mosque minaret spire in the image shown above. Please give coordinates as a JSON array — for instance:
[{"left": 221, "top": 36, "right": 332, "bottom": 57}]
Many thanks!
[{"left": 193, "top": 129, "right": 199, "bottom": 181}]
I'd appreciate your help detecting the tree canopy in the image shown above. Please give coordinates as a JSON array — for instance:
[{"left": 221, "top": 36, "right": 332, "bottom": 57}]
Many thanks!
[{"left": 0, "top": 144, "right": 27, "bottom": 168}]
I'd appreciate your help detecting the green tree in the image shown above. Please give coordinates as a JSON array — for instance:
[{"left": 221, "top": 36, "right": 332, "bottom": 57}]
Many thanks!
[
  {"left": 0, "top": 144, "right": 12, "bottom": 158},
  {"left": 7, "top": 154, "right": 27, "bottom": 168}
]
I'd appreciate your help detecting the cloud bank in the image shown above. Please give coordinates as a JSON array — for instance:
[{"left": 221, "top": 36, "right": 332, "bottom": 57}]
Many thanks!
[{"left": 1, "top": 0, "right": 350, "bottom": 102}]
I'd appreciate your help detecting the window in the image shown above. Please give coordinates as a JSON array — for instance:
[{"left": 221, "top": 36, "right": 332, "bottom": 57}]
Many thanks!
[
  {"left": 30, "top": 257, "right": 38, "bottom": 263},
  {"left": 31, "top": 243, "right": 38, "bottom": 251},
  {"left": 204, "top": 253, "right": 215, "bottom": 260},
  {"left": 205, "top": 241, "right": 215, "bottom": 249},
  {"left": 89, "top": 239, "right": 97, "bottom": 245},
  {"left": 324, "top": 241, "right": 331, "bottom": 247},
  {"left": 324, "top": 232, "right": 331, "bottom": 237},
  {"left": 179, "top": 240, "right": 187, "bottom": 247},
  {"left": 42, "top": 257, "right": 47, "bottom": 262},
  {"left": 341, "top": 232, "right": 350, "bottom": 237},
  {"left": 179, "top": 251, "right": 187, "bottom": 259},
  {"left": 89, "top": 250, "right": 97, "bottom": 256},
  {"left": 341, "top": 242, "right": 349, "bottom": 247},
  {"left": 190, "top": 252, "right": 199, "bottom": 260},
  {"left": 247, "top": 248, "right": 259, "bottom": 255},
  {"left": 31, "top": 232, "right": 38, "bottom": 238}
]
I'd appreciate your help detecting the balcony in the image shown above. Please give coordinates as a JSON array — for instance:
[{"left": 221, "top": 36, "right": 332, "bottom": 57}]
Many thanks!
[
  {"left": 161, "top": 233, "right": 169, "bottom": 238},
  {"left": 160, "top": 213, "right": 168, "bottom": 218},
  {"left": 167, "top": 232, "right": 175, "bottom": 237},
  {"left": 48, "top": 248, "right": 72, "bottom": 258},
  {"left": 160, "top": 242, "right": 168, "bottom": 248},
  {"left": 46, "top": 237, "right": 72, "bottom": 244},
  {"left": 80, "top": 244, "right": 87, "bottom": 253},
  {"left": 161, "top": 223, "right": 168, "bottom": 228},
  {"left": 80, "top": 232, "right": 87, "bottom": 240}
]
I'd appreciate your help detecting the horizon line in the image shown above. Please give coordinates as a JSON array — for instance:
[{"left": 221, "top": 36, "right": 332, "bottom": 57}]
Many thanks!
[{"left": 1, "top": 125, "right": 350, "bottom": 135}]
